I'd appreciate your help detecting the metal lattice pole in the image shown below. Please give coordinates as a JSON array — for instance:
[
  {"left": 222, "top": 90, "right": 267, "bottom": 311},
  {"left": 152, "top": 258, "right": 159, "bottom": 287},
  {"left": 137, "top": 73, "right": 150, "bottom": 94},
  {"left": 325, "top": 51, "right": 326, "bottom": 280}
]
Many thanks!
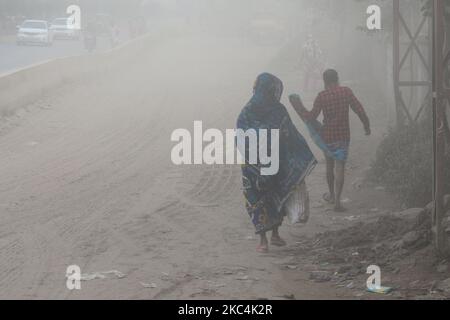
[
  {"left": 432, "top": 0, "right": 449, "bottom": 256},
  {"left": 393, "top": 0, "right": 432, "bottom": 127}
]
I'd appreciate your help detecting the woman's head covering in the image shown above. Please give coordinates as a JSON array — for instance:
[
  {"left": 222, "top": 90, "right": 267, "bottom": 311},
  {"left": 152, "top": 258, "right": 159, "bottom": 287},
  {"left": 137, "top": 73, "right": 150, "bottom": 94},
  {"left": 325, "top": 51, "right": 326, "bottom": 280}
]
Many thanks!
[{"left": 251, "top": 73, "right": 284, "bottom": 109}]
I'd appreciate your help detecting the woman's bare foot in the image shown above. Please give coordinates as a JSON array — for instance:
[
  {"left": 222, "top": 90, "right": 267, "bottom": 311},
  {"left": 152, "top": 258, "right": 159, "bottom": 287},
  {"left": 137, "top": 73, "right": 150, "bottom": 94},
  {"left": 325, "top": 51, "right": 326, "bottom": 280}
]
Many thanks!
[
  {"left": 256, "top": 244, "right": 269, "bottom": 253},
  {"left": 257, "top": 233, "right": 269, "bottom": 253}
]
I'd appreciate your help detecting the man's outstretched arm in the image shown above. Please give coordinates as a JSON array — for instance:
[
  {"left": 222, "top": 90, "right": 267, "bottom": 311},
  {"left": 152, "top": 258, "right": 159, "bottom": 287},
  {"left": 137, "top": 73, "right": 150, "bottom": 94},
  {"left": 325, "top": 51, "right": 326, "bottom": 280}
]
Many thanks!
[
  {"left": 289, "top": 94, "right": 322, "bottom": 121},
  {"left": 348, "top": 90, "right": 371, "bottom": 135}
]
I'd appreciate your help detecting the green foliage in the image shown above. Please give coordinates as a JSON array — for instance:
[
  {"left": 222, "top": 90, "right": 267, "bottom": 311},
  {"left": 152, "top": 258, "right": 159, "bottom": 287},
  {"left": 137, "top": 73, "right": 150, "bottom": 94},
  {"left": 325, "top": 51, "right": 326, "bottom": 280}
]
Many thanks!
[{"left": 369, "top": 118, "right": 450, "bottom": 207}]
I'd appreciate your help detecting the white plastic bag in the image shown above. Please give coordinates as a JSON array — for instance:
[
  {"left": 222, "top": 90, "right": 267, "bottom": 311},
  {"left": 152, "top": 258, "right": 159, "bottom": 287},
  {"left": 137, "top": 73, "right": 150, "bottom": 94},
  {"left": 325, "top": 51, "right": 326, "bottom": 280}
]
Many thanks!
[{"left": 285, "top": 182, "right": 310, "bottom": 225}]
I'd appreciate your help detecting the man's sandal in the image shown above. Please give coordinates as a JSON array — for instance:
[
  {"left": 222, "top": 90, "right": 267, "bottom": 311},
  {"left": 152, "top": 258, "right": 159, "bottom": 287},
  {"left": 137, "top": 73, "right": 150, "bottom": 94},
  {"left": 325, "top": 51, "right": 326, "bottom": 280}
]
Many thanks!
[
  {"left": 323, "top": 193, "right": 335, "bottom": 204},
  {"left": 334, "top": 206, "right": 348, "bottom": 213}
]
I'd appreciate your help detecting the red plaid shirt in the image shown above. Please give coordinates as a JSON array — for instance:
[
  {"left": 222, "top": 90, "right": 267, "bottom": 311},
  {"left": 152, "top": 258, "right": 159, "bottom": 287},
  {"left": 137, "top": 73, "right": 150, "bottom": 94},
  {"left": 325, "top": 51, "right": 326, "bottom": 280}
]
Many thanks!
[{"left": 302, "top": 85, "right": 370, "bottom": 144}]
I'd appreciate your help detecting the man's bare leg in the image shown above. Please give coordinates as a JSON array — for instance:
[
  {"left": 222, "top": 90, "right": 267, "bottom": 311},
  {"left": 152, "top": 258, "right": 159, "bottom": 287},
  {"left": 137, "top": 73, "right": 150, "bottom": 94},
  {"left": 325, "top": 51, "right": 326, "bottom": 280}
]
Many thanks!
[
  {"left": 334, "top": 160, "right": 346, "bottom": 212},
  {"left": 325, "top": 156, "right": 335, "bottom": 203}
]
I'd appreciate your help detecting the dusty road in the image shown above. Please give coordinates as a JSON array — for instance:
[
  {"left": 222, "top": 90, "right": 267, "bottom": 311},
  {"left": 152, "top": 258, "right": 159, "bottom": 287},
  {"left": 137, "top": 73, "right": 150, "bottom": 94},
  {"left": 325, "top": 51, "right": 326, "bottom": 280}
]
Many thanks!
[{"left": 0, "top": 33, "right": 389, "bottom": 299}]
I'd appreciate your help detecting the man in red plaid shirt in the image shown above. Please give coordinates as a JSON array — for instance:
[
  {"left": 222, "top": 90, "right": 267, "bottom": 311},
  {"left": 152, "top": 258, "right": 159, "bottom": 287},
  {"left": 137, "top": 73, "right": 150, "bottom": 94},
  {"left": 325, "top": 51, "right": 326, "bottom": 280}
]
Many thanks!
[{"left": 295, "top": 69, "right": 371, "bottom": 212}]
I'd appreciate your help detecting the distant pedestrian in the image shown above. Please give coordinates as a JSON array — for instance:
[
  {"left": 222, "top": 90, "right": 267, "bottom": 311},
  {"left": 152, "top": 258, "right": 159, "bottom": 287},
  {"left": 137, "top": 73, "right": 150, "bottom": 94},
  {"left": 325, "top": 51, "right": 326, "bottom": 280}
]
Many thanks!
[{"left": 299, "top": 34, "right": 325, "bottom": 93}]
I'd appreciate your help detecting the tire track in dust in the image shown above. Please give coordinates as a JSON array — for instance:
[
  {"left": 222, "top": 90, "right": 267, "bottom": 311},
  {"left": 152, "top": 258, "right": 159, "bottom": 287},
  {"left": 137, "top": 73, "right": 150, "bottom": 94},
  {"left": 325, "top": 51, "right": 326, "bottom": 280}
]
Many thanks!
[
  {"left": 144, "top": 163, "right": 242, "bottom": 298},
  {"left": 0, "top": 237, "right": 25, "bottom": 297},
  {"left": 167, "top": 165, "right": 241, "bottom": 207}
]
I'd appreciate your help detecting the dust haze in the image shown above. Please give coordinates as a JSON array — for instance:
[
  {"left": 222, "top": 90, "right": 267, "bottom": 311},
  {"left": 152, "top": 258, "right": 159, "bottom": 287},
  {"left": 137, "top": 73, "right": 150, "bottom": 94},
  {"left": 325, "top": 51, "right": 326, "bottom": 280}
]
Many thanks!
[{"left": 0, "top": 0, "right": 448, "bottom": 300}]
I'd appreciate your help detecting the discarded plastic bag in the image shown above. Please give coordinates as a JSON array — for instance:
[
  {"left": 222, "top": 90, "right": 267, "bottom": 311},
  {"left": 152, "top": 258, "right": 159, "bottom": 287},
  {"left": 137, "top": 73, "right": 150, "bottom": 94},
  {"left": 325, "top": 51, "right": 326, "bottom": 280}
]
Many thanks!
[
  {"left": 81, "top": 273, "right": 106, "bottom": 281},
  {"left": 141, "top": 282, "right": 157, "bottom": 289},
  {"left": 285, "top": 182, "right": 310, "bottom": 225},
  {"left": 81, "top": 270, "right": 126, "bottom": 281},
  {"left": 367, "top": 286, "right": 393, "bottom": 294}
]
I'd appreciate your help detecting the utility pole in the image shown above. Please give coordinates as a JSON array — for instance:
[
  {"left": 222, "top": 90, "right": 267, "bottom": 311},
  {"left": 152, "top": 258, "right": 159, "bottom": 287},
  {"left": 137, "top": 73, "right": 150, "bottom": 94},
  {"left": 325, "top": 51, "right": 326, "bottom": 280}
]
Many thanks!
[{"left": 432, "top": 0, "right": 449, "bottom": 256}]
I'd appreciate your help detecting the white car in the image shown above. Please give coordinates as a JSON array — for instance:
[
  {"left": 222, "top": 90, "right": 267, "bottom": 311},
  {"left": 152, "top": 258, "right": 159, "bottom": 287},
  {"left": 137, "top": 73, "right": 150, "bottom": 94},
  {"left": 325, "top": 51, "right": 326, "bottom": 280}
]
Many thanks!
[
  {"left": 17, "top": 20, "right": 53, "bottom": 46},
  {"left": 50, "top": 18, "right": 80, "bottom": 40}
]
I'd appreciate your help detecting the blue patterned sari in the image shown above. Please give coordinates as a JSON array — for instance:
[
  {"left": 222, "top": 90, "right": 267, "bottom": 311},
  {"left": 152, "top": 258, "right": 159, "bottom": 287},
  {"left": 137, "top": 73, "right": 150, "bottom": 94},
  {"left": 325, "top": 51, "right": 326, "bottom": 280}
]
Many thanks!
[{"left": 237, "top": 73, "right": 317, "bottom": 234}]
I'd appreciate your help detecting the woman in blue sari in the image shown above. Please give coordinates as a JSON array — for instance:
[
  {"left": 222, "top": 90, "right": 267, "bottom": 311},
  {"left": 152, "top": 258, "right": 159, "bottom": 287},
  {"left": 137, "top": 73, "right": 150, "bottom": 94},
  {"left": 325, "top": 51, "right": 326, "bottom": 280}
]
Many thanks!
[{"left": 237, "top": 73, "right": 317, "bottom": 253}]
